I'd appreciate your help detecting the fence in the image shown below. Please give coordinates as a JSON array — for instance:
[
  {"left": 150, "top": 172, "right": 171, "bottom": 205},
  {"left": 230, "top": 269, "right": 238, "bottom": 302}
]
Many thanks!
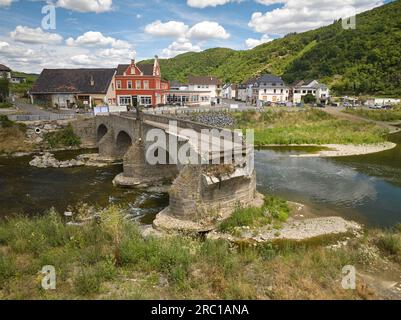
[{"left": 7, "top": 113, "right": 93, "bottom": 122}]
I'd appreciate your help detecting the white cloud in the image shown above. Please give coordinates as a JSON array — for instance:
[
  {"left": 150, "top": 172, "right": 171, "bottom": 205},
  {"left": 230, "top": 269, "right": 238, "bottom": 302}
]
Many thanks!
[
  {"left": 245, "top": 34, "right": 273, "bottom": 48},
  {"left": 187, "top": 0, "right": 236, "bottom": 8},
  {"left": 10, "top": 26, "right": 63, "bottom": 44},
  {"left": 144, "top": 20, "right": 189, "bottom": 38},
  {"left": 161, "top": 40, "right": 201, "bottom": 58},
  {"left": 0, "top": 0, "right": 14, "bottom": 7},
  {"left": 0, "top": 41, "right": 10, "bottom": 49},
  {"left": 249, "top": 0, "right": 384, "bottom": 36},
  {"left": 56, "top": 0, "right": 113, "bottom": 13},
  {"left": 187, "top": 21, "right": 230, "bottom": 40},
  {"left": 66, "top": 31, "right": 131, "bottom": 49}
]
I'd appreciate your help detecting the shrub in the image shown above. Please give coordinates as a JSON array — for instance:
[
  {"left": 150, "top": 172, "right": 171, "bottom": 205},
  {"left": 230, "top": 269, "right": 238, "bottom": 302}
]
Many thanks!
[
  {"left": 378, "top": 234, "right": 401, "bottom": 255},
  {"left": 74, "top": 268, "right": 102, "bottom": 295},
  {"left": 0, "top": 115, "right": 13, "bottom": 128},
  {"left": 43, "top": 124, "right": 81, "bottom": 148},
  {"left": 0, "top": 102, "right": 13, "bottom": 109}
]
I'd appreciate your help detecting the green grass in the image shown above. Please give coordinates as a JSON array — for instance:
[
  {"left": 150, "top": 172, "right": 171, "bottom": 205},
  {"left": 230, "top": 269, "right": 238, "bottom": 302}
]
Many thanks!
[
  {"left": 343, "top": 107, "right": 401, "bottom": 122},
  {"left": 218, "top": 196, "right": 290, "bottom": 234},
  {"left": 234, "top": 109, "right": 388, "bottom": 146},
  {"left": 377, "top": 233, "right": 401, "bottom": 256},
  {"left": 44, "top": 124, "right": 81, "bottom": 148}
]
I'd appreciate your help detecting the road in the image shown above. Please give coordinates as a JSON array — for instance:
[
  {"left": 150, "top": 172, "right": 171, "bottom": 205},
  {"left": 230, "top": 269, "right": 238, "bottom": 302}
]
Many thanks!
[{"left": 13, "top": 99, "right": 75, "bottom": 116}]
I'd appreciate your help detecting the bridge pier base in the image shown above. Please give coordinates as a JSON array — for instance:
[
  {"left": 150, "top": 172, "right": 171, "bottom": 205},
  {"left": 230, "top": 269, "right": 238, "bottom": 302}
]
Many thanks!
[{"left": 153, "top": 165, "right": 264, "bottom": 233}]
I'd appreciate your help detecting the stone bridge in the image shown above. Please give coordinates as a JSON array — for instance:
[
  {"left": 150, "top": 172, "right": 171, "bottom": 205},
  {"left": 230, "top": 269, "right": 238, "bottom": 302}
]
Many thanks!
[{"left": 73, "top": 112, "right": 260, "bottom": 232}]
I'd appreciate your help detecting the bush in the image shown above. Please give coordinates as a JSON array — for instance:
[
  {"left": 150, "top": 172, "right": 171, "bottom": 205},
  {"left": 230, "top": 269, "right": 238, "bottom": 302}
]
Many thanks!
[
  {"left": 74, "top": 268, "right": 102, "bottom": 295},
  {"left": 44, "top": 124, "right": 81, "bottom": 148},
  {"left": 0, "top": 102, "right": 13, "bottom": 109},
  {"left": 378, "top": 234, "right": 401, "bottom": 255},
  {"left": 0, "top": 115, "right": 13, "bottom": 128}
]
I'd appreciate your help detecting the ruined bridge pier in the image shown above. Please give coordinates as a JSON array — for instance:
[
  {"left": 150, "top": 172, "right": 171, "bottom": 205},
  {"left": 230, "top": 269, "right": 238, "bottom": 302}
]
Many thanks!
[{"left": 73, "top": 113, "right": 261, "bottom": 232}]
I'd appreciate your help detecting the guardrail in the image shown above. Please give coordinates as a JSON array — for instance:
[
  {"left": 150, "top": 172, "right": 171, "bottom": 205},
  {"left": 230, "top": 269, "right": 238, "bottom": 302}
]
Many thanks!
[{"left": 7, "top": 113, "right": 93, "bottom": 122}]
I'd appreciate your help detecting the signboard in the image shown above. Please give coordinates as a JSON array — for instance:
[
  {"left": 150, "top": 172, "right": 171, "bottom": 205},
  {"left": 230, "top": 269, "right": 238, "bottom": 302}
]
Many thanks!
[{"left": 230, "top": 104, "right": 239, "bottom": 109}]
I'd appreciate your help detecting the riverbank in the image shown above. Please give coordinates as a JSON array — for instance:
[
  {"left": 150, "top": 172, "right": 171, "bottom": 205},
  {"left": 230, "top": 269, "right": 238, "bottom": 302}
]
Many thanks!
[
  {"left": 284, "top": 142, "right": 397, "bottom": 158},
  {"left": 0, "top": 204, "right": 400, "bottom": 300}
]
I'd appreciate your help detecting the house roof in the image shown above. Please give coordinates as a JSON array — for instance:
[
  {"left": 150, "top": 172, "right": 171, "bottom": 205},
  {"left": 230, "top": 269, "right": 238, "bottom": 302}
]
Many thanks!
[
  {"left": 0, "top": 64, "right": 11, "bottom": 72},
  {"left": 116, "top": 63, "right": 154, "bottom": 76},
  {"left": 255, "top": 74, "right": 284, "bottom": 85},
  {"left": 31, "top": 68, "right": 115, "bottom": 94},
  {"left": 188, "top": 75, "right": 222, "bottom": 85}
]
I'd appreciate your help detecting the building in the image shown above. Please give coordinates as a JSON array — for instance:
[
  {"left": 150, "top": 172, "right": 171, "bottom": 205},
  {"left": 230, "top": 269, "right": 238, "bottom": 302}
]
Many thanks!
[
  {"left": 236, "top": 83, "right": 247, "bottom": 102},
  {"left": 222, "top": 84, "right": 237, "bottom": 100},
  {"left": 188, "top": 76, "right": 222, "bottom": 105},
  {"left": 291, "top": 80, "right": 330, "bottom": 104},
  {"left": 115, "top": 56, "right": 169, "bottom": 108},
  {"left": 252, "top": 74, "right": 289, "bottom": 105},
  {"left": 30, "top": 68, "right": 116, "bottom": 108},
  {"left": 0, "top": 64, "right": 11, "bottom": 80},
  {"left": 167, "top": 81, "right": 211, "bottom": 106},
  {"left": 10, "top": 76, "right": 26, "bottom": 84}
]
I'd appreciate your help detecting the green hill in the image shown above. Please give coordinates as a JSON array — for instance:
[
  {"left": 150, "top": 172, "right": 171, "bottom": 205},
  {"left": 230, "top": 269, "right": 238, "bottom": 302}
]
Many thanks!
[{"left": 141, "top": 0, "right": 401, "bottom": 96}]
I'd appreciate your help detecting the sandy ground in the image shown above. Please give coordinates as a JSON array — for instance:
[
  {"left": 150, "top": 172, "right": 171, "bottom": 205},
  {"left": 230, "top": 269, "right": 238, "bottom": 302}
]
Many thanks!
[{"left": 290, "top": 142, "right": 397, "bottom": 158}]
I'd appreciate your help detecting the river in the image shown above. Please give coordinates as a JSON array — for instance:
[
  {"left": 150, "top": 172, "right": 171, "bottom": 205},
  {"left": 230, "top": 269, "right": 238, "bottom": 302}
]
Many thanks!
[{"left": 1, "top": 133, "right": 401, "bottom": 227}]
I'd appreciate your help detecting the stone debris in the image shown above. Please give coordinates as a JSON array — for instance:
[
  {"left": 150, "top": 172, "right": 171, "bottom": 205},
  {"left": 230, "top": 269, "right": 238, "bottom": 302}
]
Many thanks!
[
  {"left": 208, "top": 216, "right": 362, "bottom": 243},
  {"left": 29, "top": 152, "right": 85, "bottom": 168},
  {"left": 177, "top": 113, "right": 235, "bottom": 127}
]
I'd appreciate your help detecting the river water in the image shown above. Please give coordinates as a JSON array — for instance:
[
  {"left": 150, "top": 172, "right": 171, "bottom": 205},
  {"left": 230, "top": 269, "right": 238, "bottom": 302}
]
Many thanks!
[{"left": 1, "top": 133, "right": 401, "bottom": 227}]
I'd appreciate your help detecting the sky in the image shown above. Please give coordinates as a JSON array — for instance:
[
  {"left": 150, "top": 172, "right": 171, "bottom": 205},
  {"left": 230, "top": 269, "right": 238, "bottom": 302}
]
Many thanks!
[{"left": 0, "top": 0, "right": 391, "bottom": 73}]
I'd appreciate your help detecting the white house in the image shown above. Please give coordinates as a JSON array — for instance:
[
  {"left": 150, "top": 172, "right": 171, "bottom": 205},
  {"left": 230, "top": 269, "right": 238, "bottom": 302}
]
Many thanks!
[
  {"left": 252, "top": 74, "right": 290, "bottom": 104},
  {"left": 167, "top": 81, "right": 211, "bottom": 106},
  {"left": 236, "top": 84, "right": 247, "bottom": 102},
  {"left": 292, "top": 80, "right": 330, "bottom": 104},
  {"left": 10, "top": 76, "right": 26, "bottom": 84},
  {"left": 0, "top": 64, "right": 11, "bottom": 80},
  {"left": 222, "top": 84, "right": 237, "bottom": 100},
  {"left": 188, "top": 76, "right": 222, "bottom": 105}
]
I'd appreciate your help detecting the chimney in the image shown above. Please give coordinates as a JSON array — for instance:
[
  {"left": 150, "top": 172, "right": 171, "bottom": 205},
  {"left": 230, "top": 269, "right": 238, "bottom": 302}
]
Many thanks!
[
  {"left": 131, "top": 58, "right": 135, "bottom": 65},
  {"left": 90, "top": 75, "right": 95, "bottom": 87}
]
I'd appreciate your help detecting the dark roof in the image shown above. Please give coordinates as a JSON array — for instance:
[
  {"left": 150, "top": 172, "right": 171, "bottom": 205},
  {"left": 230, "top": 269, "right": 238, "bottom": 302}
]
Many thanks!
[
  {"left": 188, "top": 75, "right": 222, "bottom": 85},
  {"left": 31, "top": 68, "right": 115, "bottom": 94},
  {"left": 255, "top": 74, "right": 284, "bottom": 85},
  {"left": 0, "top": 64, "right": 11, "bottom": 72},
  {"left": 116, "top": 63, "right": 154, "bottom": 76}
]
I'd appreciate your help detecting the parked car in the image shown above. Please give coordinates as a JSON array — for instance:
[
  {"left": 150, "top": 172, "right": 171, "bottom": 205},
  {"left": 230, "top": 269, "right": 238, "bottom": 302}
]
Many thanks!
[
  {"left": 382, "top": 105, "right": 393, "bottom": 110},
  {"left": 369, "top": 105, "right": 382, "bottom": 109}
]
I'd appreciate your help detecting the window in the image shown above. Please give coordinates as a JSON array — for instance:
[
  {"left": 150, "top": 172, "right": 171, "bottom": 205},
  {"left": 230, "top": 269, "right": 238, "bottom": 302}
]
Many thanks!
[
  {"left": 281, "top": 89, "right": 283, "bottom": 93},
  {"left": 131, "top": 67, "right": 136, "bottom": 75},
  {"left": 140, "top": 96, "right": 152, "bottom": 105},
  {"left": 116, "top": 80, "right": 121, "bottom": 89},
  {"left": 119, "top": 96, "right": 131, "bottom": 106},
  {"left": 294, "top": 90, "right": 300, "bottom": 93},
  {"left": 144, "top": 81, "right": 149, "bottom": 89},
  {"left": 136, "top": 80, "right": 141, "bottom": 89},
  {"left": 264, "top": 89, "right": 267, "bottom": 93},
  {"left": 302, "top": 90, "right": 306, "bottom": 94},
  {"left": 127, "top": 81, "right": 132, "bottom": 89},
  {"left": 192, "top": 95, "right": 199, "bottom": 102},
  {"left": 274, "top": 89, "right": 277, "bottom": 93}
]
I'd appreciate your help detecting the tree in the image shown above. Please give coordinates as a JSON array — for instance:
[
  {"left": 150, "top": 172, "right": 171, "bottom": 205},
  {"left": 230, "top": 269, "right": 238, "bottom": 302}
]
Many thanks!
[
  {"left": 302, "top": 93, "right": 316, "bottom": 104},
  {"left": 0, "top": 79, "right": 10, "bottom": 102}
]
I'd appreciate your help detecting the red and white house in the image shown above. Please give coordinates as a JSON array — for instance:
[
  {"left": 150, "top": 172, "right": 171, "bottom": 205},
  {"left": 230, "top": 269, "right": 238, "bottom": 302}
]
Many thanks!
[{"left": 114, "top": 56, "right": 169, "bottom": 108}]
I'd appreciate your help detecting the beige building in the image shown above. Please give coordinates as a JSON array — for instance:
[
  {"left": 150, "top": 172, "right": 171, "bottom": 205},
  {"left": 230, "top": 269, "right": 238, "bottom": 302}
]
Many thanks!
[{"left": 30, "top": 68, "right": 116, "bottom": 108}]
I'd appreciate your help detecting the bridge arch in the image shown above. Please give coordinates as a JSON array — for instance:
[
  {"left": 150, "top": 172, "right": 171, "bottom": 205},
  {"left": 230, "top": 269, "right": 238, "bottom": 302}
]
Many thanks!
[
  {"left": 116, "top": 130, "right": 133, "bottom": 157},
  {"left": 97, "top": 124, "right": 108, "bottom": 143}
]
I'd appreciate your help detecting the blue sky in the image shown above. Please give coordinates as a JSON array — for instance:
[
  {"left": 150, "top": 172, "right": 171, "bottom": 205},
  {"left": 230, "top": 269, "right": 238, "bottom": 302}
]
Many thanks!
[{"left": 0, "top": 0, "right": 390, "bottom": 73}]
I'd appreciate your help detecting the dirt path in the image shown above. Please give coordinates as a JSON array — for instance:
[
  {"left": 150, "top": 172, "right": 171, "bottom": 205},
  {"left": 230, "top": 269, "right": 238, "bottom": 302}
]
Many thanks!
[{"left": 322, "top": 107, "right": 401, "bottom": 134}]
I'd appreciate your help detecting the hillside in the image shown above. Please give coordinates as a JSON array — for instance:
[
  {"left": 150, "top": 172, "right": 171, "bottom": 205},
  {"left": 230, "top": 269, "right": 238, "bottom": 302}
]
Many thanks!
[{"left": 141, "top": 0, "right": 401, "bottom": 96}]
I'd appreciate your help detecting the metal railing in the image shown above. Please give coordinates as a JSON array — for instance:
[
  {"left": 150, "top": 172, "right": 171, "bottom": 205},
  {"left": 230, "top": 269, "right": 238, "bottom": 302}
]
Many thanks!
[{"left": 7, "top": 113, "right": 93, "bottom": 122}]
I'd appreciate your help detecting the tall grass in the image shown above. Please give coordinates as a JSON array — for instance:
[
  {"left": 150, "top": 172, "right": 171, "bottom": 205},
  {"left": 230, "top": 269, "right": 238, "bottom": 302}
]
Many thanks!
[
  {"left": 218, "top": 196, "right": 290, "bottom": 234},
  {"left": 0, "top": 205, "right": 399, "bottom": 299},
  {"left": 234, "top": 109, "right": 388, "bottom": 145},
  {"left": 44, "top": 124, "right": 81, "bottom": 148}
]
